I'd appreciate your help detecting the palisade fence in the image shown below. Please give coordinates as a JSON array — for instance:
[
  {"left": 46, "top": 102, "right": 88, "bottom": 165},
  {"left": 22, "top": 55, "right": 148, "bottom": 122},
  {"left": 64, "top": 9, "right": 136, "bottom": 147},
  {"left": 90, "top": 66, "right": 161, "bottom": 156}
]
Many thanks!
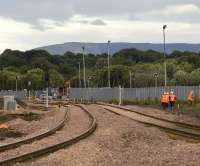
[
  {"left": 69, "top": 86, "right": 200, "bottom": 102},
  {"left": 0, "top": 91, "right": 27, "bottom": 100}
]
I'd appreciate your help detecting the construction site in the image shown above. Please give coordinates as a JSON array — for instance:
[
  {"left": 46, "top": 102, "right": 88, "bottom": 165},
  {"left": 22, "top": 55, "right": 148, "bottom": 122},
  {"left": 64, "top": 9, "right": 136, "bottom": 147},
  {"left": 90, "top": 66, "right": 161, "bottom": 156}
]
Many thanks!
[
  {"left": 0, "top": 87, "right": 199, "bottom": 166},
  {"left": 1, "top": 1, "right": 200, "bottom": 166}
]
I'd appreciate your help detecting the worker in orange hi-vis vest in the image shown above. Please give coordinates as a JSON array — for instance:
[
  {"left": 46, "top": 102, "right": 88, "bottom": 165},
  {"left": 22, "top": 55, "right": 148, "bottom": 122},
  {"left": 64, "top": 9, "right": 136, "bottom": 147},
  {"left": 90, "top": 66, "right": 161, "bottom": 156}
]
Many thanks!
[
  {"left": 187, "top": 90, "right": 194, "bottom": 105},
  {"left": 161, "top": 92, "right": 169, "bottom": 112},
  {"left": 169, "top": 91, "right": 176, "bottom": 112}
]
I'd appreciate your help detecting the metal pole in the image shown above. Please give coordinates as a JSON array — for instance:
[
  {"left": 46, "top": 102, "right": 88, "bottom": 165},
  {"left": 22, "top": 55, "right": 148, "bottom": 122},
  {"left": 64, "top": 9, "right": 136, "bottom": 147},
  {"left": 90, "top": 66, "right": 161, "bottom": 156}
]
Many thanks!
[
  {"left": 28, "top": 81, "right": 31, "bottom": 101},
  {"left": 28, "top": 90, "right": 31, "bottom": 101},
  {"left": 119, "top": 85, "right": 122, "bottom": 105},
  {"left": 46, "top": 87, "right": 48, "bottom": 108},
  {"left": 163, "top": 25, "right": 167, "bottom": 87},
  {"left": 107, "top": 40, "right": 111, "bottom": 88},
  {"left": 15, "top": 76, "right": 18, "bottom": 93},
  {"left": 82, "top": 46, "right": 86, "bottom": 88},
  {"left": 78, "top": 62, "right": 81, "bottom": 88},
  {"left": 129, "top": 71, "right": 132, "bottom": 88},
  {"left": 88, "top": 79, "right": 90, "bottom": 88},
  {"left": 155, "top": 76, "right": 158, "bottom": 99},
  {"left": 155, "top": 76, "right": 158, "bottom": 87}
]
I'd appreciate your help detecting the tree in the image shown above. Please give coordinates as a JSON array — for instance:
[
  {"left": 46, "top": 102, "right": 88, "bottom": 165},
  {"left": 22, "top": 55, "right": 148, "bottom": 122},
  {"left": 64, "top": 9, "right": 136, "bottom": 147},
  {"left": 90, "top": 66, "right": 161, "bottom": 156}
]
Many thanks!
[
  {"left": 49, "top": 69, "right": 64, "bottom": 87},
  {"left": 173, "top": 70, "right": 189, "bottom": 85},
  {"left": 25, "top": 68, "right": 45, "bottom": 90},
  {"left": 190, "top": 69, "right": 200, "bottom": 85}
]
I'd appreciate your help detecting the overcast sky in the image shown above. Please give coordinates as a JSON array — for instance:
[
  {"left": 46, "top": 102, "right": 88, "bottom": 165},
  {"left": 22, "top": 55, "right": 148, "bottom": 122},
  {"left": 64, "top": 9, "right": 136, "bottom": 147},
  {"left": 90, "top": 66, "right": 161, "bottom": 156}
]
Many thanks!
[{"left": 0, "top": 0, "right": 200, "bottom": 52}]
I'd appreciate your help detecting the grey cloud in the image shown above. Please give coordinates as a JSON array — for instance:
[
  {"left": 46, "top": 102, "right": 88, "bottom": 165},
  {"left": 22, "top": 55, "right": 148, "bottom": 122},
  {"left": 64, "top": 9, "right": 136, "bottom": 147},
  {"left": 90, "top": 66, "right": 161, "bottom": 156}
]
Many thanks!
[
  {"left": 73, "top": 19, "right": 106, "bottom": 26},
  {"left": 90, "top": 19, "right": 106, "bottom": 26},
  {"left": 76, "top": 20, "right": 89, "bottom": 25},
  {"left": 0, "top": 0, "right": 200, "bottom": 28}
]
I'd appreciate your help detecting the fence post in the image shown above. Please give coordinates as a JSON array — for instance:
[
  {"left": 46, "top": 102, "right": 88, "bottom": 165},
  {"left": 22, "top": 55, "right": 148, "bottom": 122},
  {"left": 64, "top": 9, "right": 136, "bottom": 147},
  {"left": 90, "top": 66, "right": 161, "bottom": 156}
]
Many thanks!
[
  {"left": 119, "top": 85, "right": 122, "bottom": 105},
  {"left": 199, "top": 85, "right": 200, "bottom": 100}
]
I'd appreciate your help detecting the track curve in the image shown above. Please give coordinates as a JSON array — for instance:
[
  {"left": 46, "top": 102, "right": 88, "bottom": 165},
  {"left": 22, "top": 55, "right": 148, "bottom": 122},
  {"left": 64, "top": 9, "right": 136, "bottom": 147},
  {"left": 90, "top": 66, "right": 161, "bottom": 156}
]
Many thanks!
[
  {"left": 0, "top": 104, "right": 96, "bottom": 165},
  {"left": 0, "top": 106, "right": 68, "bottom": 152}
]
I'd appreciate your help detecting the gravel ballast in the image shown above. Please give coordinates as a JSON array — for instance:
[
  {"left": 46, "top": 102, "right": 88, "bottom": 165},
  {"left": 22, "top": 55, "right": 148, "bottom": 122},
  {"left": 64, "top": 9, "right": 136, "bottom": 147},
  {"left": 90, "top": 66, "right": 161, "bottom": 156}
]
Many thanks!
[
  {"left": 17, "top": 104, "right": 200, "bottom": 166},
  {"left": 124, "top": 105, "right": 200, "bottom": 126},
  {"left": 1, "top": 105, "right": 90, "bottom": 162},
  {"left": 0, "top": 107, "right": 65, "bottom": 144}
]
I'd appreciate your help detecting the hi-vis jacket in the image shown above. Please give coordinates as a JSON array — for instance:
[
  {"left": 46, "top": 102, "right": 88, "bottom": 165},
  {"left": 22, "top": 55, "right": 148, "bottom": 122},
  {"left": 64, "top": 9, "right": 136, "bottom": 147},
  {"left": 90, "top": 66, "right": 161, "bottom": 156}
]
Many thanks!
[
  {"left": 187, "top": 93, "right": 194, "bottom": 102},
  {"left": 169, "top": 94, "right": 176, "bottom": 102},
  {"left": 161, "top": 95, "right": 169, "bottom": 103}
]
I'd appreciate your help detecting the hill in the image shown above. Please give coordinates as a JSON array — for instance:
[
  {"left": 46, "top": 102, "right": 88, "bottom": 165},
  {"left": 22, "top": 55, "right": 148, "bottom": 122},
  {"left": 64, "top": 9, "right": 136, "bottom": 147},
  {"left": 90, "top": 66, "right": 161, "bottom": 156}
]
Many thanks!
[{"left": 35, "top": 42, "right": 200, "bottom": 55}]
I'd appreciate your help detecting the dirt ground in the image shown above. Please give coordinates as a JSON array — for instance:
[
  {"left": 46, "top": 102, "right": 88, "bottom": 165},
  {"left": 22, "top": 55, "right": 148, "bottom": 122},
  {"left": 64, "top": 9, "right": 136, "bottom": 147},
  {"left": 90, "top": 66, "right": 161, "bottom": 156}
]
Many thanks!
[{"left": 16, "top": 104, "right": 200, "bottom": 166}]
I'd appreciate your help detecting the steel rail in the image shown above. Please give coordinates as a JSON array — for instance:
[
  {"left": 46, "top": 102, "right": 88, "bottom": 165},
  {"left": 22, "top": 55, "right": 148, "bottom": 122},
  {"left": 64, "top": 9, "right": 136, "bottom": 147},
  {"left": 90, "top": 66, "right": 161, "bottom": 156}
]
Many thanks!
[
  {"left": 0, "top": 106, "right": 69, "bottom": 152},
  {"left": 99, "top": 104, "right": 200, "bottom": 139},
  {"left": 0, "top": 105, "right": 97, "bottom": 165},
  {"left": 0, "top": 100, "right": 69, "bottom": 152},
  {"left": 98, "top": 103, "right": 200, "bottom": 130}
]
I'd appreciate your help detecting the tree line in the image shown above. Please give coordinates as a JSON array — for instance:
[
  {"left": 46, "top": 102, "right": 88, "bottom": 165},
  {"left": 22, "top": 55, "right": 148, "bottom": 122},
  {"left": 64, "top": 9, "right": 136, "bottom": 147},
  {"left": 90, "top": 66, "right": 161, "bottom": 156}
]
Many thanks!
[{"left": 0, "top": 48, "right": 200, "bottom": 90}]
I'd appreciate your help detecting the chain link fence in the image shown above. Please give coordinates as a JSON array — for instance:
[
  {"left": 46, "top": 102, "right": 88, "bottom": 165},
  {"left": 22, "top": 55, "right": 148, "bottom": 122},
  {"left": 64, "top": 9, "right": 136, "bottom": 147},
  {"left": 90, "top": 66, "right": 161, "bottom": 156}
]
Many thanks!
[{"left": 69, "top": 86, "right": 200, "bottom": 102}]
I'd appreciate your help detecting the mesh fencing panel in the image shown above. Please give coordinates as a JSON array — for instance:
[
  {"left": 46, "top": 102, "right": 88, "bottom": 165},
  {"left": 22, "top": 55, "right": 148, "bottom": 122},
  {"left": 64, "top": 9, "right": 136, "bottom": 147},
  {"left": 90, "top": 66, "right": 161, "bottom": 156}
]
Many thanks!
[{"left": 69, "top": 86, "right": 200, "bottom": 101}]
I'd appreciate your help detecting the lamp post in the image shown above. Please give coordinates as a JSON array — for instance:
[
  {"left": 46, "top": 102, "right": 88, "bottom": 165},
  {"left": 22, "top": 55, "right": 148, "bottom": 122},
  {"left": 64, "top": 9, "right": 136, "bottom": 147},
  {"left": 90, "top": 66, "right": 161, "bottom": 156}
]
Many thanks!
[
  {"left": 44, "top": 72, "right": 49, "bottom": 108},
  {"left": 154, "top": 73, "right": 159, "bottom": 98},
  {"left": 88, "top": 76, "right": 92, "bottom": 88},
  {"left": 154, "top": 73, "right": 158, "bottom": 87},
  {"left": 107, "top": 40, "right": 111, "bottom": 88},
  {"left": 129, "top": 71, "right": 132, "bottom": 88},
  {"left": 82, "top": 46, "right": 86, "bottom": 88},
  {"left": 78, "top": 62, "right": 81, "bottom": 88},
  {"left": 28, "top": 81, "right": 31, "bottom": 101},
  {"left": 163, "top": 25, "right": 167, "bottom": 87},
  {"left": 15, "top": 76, "right": 19, "bottom": 93}
]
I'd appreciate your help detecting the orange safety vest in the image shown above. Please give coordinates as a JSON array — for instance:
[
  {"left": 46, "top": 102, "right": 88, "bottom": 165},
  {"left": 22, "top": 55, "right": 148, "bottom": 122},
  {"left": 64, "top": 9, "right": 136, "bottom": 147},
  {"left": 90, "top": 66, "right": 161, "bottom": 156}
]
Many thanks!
[
  {"left": 187, "top": 93, "right": 194, "bottom": 102},
  {"left": 161, "top": 95, "right": 169, "bottom": 103},
  {"left": 169, "top": 94, "right": 176, "bottom": 102}
]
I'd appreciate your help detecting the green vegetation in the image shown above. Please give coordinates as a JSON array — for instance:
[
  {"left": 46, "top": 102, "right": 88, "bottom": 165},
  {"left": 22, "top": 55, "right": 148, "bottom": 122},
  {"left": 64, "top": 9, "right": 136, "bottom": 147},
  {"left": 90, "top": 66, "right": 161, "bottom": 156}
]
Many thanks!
[{"left": 0, "top": 48, "right": 200, "bottom": 90}]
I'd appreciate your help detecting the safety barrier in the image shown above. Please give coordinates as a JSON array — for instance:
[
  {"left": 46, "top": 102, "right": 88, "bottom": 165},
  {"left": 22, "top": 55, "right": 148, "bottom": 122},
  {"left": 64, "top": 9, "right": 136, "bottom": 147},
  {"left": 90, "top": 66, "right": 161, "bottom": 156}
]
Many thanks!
[
  {"left": 69, "top": 86, "right": 200, "bottom": 102},
  {"left": 0, "top": 90, "right": 27, "bottom": 100}
]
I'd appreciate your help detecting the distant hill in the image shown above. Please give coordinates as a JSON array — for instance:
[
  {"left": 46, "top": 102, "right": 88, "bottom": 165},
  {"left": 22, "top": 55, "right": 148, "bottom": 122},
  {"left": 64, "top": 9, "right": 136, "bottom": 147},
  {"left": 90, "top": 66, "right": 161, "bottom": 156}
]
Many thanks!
[{"left": 35, "top": 42, "right": 200, "bottom": 55}]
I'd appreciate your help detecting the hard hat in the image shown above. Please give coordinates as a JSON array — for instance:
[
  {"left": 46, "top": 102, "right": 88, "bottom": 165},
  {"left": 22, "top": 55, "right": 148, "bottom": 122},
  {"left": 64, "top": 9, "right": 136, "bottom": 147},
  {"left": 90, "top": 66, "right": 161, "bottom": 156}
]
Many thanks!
[
  {"left": 170, "top": 91, "right": 174, "bottom": 94},
  {"left": 190, "top": 90, "right": 194, "bottom": 95}
]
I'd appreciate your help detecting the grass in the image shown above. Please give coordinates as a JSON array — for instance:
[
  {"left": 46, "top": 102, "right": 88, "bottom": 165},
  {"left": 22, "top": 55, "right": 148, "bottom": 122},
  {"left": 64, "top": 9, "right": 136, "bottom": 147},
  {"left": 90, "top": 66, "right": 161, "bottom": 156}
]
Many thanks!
[
  {"left": 107, "top": 98, "right": 200, "bottom": 113},
  {"left": 71, "top": 97, "right": 200, "bottom": 113}
]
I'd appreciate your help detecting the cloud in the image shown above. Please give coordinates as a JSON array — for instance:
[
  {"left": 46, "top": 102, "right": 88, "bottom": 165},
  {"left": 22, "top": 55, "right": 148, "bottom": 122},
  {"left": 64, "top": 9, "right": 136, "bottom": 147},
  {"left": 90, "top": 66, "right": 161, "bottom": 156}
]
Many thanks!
[
  {"left": 0, "top": 1, "right": 200, "bottom": 26},
  {"left": 1, "top": 1, "right": 200, "bottom": 52},
  {"left": 90, "top": 19, "right": 106, "bottom": 26},
  {"left": 70, "top": 15, "right": 106, "bottom": 26},
  {"left": 136, "top": 4, "right": 200, "bottom": 23},
  {"left": 31, "top": 19, "right": 65, "bottom": 31}
]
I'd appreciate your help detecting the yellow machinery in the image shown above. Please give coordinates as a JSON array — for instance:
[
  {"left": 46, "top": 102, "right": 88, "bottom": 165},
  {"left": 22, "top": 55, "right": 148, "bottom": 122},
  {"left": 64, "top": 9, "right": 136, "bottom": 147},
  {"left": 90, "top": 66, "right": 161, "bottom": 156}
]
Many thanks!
[{"left": 59, "top": 81, "right": 70, "bottom": 97}]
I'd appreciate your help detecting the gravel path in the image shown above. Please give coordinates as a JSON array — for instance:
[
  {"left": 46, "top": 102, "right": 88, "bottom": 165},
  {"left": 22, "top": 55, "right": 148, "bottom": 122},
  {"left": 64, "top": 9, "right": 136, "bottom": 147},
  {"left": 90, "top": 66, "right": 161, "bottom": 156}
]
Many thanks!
[
  {"left": 17, "top": 104, "right": 200, "bottom": 166},
  {"left": 124, "top": 105, "right": 200, "bottom": 126}
]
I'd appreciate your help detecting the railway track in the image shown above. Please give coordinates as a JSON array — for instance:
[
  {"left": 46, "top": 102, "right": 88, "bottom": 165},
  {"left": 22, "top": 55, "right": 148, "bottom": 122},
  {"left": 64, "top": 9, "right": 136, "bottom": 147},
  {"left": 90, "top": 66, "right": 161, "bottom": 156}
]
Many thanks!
[
  {"left": 0, "top": 105, "right": 96, "bottom": 166},
  {"left": 0, "top": 106, "right": 69, "bottom": 152},
  {"left": 99, "top": 104, "right": 200, "bottom": 140}
]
